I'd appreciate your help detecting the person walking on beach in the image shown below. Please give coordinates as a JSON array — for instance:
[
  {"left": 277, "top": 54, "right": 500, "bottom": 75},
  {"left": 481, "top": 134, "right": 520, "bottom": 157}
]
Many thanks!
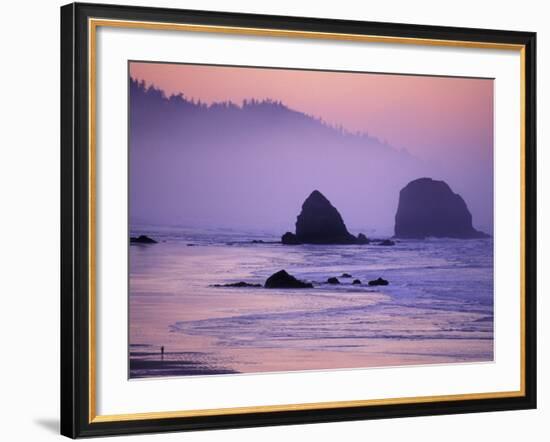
[{"left": 161, "top": 345, "right": 165, "bottom": 361}]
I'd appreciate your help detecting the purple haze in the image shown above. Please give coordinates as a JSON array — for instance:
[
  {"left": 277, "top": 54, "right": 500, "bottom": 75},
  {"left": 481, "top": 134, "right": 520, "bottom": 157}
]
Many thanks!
[{"left": 129, "top": 75, "right": 493, "bottom": 236}]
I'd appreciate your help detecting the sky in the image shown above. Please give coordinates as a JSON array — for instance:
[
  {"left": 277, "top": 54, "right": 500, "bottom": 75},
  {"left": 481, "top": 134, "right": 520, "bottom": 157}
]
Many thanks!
[{"left": 129, "top": 62, "right": 494, "bottom": 235}]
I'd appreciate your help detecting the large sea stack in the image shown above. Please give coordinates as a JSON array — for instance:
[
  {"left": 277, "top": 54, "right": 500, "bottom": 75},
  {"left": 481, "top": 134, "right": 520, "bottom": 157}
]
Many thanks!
[
  {"left": 282, "top": 190, "right": 366, "bottom": 244},
  {"left": 394, "top": 178, "right": 489, "bottom": 239}
]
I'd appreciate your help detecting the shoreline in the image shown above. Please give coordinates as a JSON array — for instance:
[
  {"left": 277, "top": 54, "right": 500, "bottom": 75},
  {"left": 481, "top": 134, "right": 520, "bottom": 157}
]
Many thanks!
[
  {"left": 129, "top": 350, "right": 239, "bottom": 378},
  {"left": 129, "top": 238, "right": 493, "bottom": 379}
]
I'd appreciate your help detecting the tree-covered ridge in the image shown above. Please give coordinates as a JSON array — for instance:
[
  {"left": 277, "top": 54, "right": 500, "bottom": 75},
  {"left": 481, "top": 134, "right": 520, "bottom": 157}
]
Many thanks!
[
  {"left": 129, "top": 77, "right": 422, "bottom": 230},
  {"left": 130, "top": 78, "right": 393, "bottom": 149}
]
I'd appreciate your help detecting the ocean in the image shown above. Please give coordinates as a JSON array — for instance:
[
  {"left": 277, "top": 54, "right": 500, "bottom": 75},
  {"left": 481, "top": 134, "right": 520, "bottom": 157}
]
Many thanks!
[{"left": 129, "top": 227, "right": 493, "bottom": 379}]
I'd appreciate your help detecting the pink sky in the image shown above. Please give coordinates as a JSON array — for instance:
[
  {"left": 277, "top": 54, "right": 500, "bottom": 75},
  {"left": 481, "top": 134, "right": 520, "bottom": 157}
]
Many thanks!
[{"left": 130, "top": 61, "right": 493, "bottom": 162}]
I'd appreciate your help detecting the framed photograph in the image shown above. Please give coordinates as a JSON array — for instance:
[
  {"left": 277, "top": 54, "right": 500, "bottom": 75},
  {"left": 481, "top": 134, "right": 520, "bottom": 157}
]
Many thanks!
[{"left": 60, "top": 2, "right": 536, "bottom": 438}]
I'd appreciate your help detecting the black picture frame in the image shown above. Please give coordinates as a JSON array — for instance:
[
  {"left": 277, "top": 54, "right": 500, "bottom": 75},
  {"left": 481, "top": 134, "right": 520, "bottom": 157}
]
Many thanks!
[{"left": 61, "top": 2, "right": 537, "bottom": 438}]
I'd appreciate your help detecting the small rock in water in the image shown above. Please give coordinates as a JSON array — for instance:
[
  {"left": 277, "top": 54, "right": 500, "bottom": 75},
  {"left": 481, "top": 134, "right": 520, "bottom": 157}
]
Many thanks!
[
  {"left": 357, "top": 233, "right": 370, "bottom": 244},
  {"left": 130, "top": 235, "right": 157, "bottom": 244},
  {"left": 368, "top": 277, "right": 389, "bottom": 286},
  {"left": 265, "top": 270, "right": 313, "bottom": 289},
  {"left": 378, "top": 239, "right": 396, "bottom": 246},
  {"left": 281, "top": 232, "right": 301, "bottom": 245},
  {"left": 340, "top": 273, "right": 352, "bottom": 278},
  {"left": 327, "top": 277, "right": 340, "bottom": 284},
  {"left": 352, "top": 279, "right": 362, "bottom": 285},
  {"left": 251, "top": 239, "right": 265, "bottom": 244},
  {"left": 213, "top": 281, "right": 262, "bottom": 288}
]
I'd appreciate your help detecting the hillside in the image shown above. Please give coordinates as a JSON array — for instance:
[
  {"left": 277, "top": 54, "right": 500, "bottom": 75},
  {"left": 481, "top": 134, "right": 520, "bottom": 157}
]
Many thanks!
[{"left": 129, "top": 79, "right": 425, "bottom": 233}]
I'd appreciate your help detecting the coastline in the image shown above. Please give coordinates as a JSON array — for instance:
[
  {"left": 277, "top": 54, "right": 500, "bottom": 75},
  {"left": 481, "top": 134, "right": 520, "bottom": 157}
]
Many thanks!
[{"left": 129, "top": 237, "right": 493, "bottom": 379}]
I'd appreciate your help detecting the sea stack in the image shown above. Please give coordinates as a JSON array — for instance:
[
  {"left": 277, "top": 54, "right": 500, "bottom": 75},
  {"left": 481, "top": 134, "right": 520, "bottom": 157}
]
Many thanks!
[
  {"left": 394, "top": 178, "right": 489, "bottom": 239},
  {"left": 282, "top": 190, "right": 365, "bottom": 244}
]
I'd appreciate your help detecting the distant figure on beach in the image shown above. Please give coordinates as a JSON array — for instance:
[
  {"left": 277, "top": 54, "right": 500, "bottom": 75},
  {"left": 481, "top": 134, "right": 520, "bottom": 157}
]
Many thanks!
[{"left": 161, "top": 345, "right": 164, "bottom": 360}]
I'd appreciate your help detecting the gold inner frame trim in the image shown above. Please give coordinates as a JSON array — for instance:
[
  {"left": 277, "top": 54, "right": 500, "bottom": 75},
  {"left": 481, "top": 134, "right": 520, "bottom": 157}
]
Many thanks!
[{"left": 88, "top": 17, "right": 527, "bottom": 424}]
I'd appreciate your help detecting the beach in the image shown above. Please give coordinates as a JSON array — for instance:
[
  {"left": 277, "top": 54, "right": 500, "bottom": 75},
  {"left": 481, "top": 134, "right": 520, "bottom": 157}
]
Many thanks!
[{"left": 129, "top": 228, "right": 493, "bottom": 378}]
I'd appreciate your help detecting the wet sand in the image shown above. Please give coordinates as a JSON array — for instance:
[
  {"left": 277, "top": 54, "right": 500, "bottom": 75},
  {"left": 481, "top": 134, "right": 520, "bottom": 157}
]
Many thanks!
[{"left": 130, "top": 240, "right": 493, "bottom": 378}]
